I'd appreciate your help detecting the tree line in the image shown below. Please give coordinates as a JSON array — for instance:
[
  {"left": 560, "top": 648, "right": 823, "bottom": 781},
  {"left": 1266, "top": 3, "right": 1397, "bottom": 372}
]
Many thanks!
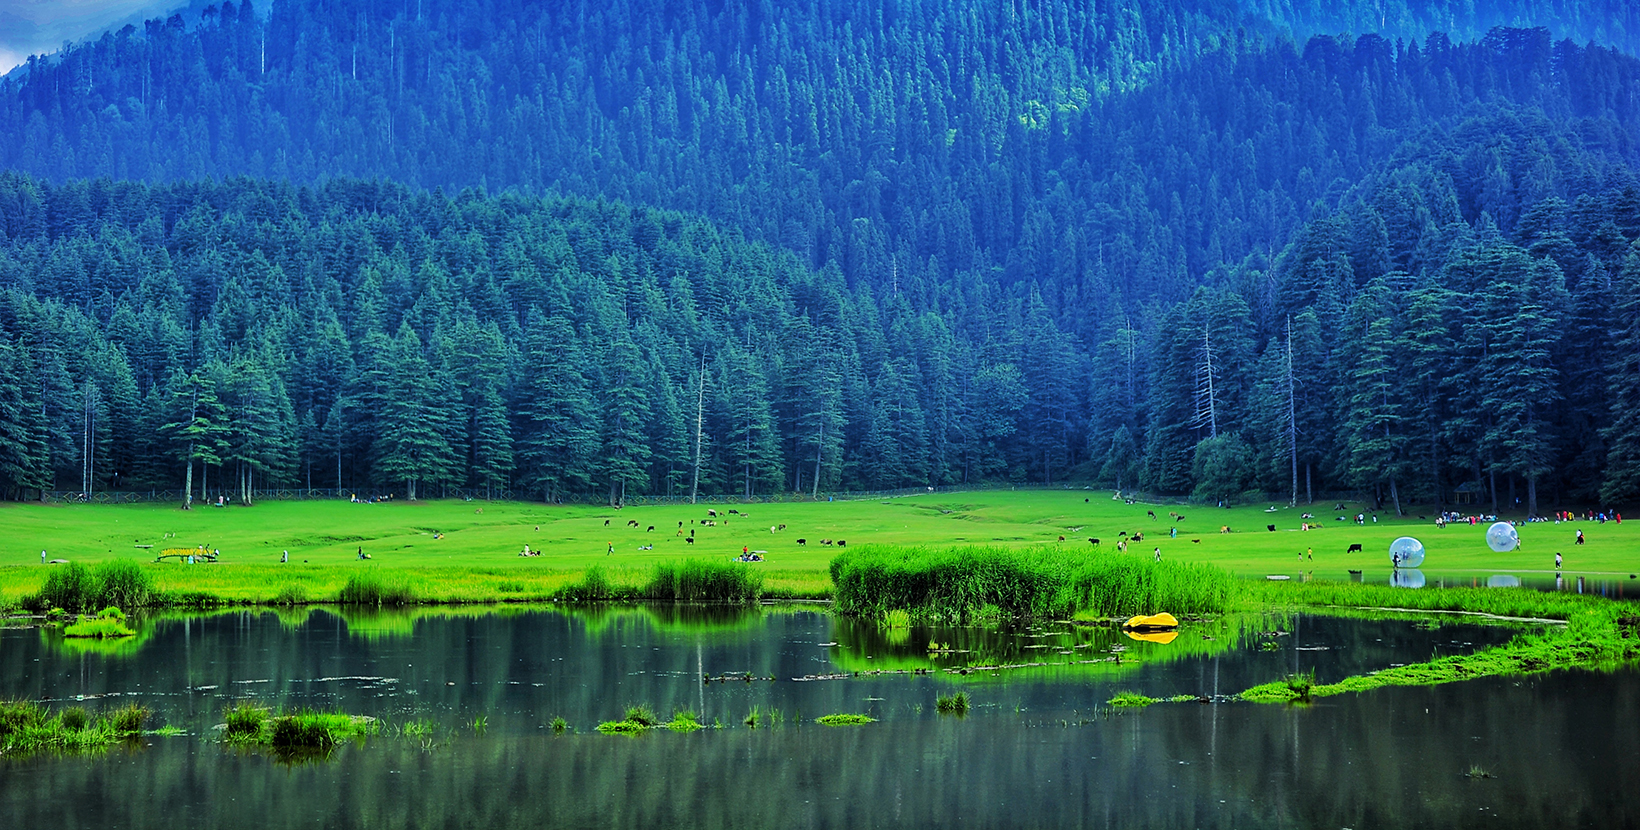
[{"left": 1, "top": 171, "right": 1639, "bottom": 512}]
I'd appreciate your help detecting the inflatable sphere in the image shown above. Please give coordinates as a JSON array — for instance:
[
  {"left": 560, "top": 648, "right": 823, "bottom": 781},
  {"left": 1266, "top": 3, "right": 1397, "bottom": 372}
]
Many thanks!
[
  {"left": 1485, "top": 521, "right": 1519, "bottom": 553},
  {"left": 1389, "top": 536, "right": 1425, "bottom": 568},
  {"left": 1390, "top": 568, "right": 1426, "bottom": 589}
]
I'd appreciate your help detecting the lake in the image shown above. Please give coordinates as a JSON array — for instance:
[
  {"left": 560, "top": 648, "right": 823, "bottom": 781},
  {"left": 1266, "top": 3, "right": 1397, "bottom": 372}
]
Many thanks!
[{"left": 2, "top": 605, "right": 1637, "bottom": 828}]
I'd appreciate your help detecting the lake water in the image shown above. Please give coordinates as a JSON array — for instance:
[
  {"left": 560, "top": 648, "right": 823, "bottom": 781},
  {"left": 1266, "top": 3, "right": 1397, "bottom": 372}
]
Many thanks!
[{"left": 2, "top": 605, "right": 1637, "bottom": 828}]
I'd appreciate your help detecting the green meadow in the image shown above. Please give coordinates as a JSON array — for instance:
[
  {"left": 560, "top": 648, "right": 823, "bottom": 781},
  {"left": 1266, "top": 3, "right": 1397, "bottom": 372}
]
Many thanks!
[{"left": 1, "top": 490, "right": 1637, "bottom": 607}]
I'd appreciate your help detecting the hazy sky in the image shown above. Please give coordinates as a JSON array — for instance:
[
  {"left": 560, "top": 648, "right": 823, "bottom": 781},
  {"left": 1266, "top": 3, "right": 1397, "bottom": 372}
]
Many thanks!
[{"left": 0, "top": 0, "right": 173, "bottom": 73}]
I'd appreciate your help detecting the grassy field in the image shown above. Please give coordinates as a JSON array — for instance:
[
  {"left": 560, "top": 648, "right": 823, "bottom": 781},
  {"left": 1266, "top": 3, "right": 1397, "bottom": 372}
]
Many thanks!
[{"left": 1, "top": 490, "right": 1637, "bottom": 606}]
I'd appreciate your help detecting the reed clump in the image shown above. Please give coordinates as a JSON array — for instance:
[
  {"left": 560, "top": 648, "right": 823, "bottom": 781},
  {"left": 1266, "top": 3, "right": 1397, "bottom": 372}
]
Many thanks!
[
  {"left": 935, "top": 692, "right": 969, "bottom": 715},
  {"left": 830, "top": 545, "right": 1235, "bottom": 622}
]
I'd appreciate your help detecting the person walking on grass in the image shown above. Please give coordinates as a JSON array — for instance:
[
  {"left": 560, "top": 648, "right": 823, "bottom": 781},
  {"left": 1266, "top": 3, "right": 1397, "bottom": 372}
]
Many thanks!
[
  {"left": 1555, "top": 551, "right": 1562, "bottom": 570},
  {"left": 607, "top": 541, "right": 614, "bottom": 556}
]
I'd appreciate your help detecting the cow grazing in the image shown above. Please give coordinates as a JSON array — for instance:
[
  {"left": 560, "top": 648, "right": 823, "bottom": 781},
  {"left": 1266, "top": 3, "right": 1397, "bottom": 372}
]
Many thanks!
[
  {"left": 771, "top": 526, "right": 778, "bottom": 534},
  {"left": 628, "top": 519, "right": 640, "bottom": 527},
  {"left": 647, "top": 526, "right": 655, "bottom": 532},
  {"left": 1133, "top": 532, "right": 1143, "bottom": 542},
  {"left": 1347, "top": 543, "right": 1364, "bottom": 553},
  {"left": 1147, "top": 510, "right": 1156, "bottom": 520},
  {"left": 1267, "top": 524, "right": 1277, "bottom": 532},
  {"left": 728, "top": 509, "right": 740, "bottom": 515},
  {"left": 821, "top": 539, "right": 833, "bottom": 546},
  {"left": 685, "top": 537, "right": 695, "bottom": 545},
  {"left": 796, "top": 539, "right": 807, "bottom": 546},
  {"left": 707, "top": 509, "right": 717, "bottom": 518},
  {"left": 604, "top": 519, "right": 610, "bottom": 526},
  {"left": 1118, "top": 531, "right": 1128, "bottom": 537},
  {"left": 1088, "top": 538, "right": 1100, "bottom": 545},
  {"left": 777, "top": 523, "right": 787, "bottom": 531},
  {"left": 1220, "top": 526, "right": 1231, "bottom": 534},
  {"left": 1191, "top": 539, "right": 1202, "bottom": 544},
  {"left": 836, "top": 540, "right": 846, "bottom": 547}
]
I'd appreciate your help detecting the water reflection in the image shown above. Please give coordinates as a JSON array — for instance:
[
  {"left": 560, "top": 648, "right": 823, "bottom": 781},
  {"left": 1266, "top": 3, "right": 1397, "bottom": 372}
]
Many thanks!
[
  {"left": 1, "top": 606, "right": 1631, "bottom": 829},
  {"left": 1390, "top": 568, "right": 1426, "bottom": 588}
]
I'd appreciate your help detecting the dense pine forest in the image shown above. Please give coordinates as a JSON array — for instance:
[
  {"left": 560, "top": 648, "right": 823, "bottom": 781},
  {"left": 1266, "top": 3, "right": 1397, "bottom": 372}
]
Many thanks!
[{"left": 2, "top": 0, "right": 1640, "bottom": 513}]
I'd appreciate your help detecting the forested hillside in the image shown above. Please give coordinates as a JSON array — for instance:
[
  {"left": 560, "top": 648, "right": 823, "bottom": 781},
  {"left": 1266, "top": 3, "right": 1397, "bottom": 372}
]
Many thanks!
[{"left": 2, "top": 0, "right": 1640, "bottom": 512}]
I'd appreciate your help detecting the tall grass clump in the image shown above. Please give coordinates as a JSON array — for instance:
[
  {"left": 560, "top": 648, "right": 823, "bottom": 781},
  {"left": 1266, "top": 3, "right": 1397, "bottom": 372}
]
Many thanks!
[
  {"left": 28, "top": 560, "right": 156, "bottom": 613},
  {"left": 556, "top": 565, "right": 618, "bottom": 602},
  {"left": 1067, "top": 557, "right": 1236, "bottom": 617},
  {"left": 30, "top": 562, "right": 99, "bottom": 613},
  {"left": 94, "top": 559, "right": 153, "bottom": 610},
  {"left": 831, "top": 545, "right": 1235, "bottom": 621},
  {"left": 830, "top": 545, "right": 1076, "bottom": 622},
  {"left": 935, "top": 692, "right": 970, "bottom": 715},
  {"left": 337, "top": 570, "right": 418, "bottom": 606},
  {"left": 642, "top": 559, "right": 763, "bottom": 604},
  {"left": 224, "top": 702, "right": 270, "bottom": 738}
]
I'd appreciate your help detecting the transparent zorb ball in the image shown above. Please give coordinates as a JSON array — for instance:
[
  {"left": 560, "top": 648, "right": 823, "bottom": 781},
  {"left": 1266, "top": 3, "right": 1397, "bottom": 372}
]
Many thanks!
[{"left": 1389, "top": 536, "right": 1425, "bottom": 568}]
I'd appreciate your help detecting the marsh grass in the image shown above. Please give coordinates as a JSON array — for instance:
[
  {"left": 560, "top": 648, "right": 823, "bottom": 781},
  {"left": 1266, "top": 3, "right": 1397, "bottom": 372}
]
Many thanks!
[
  {"left": 222, "top": 704, "right": 378, "bottom": 752},
  {"left": 0, "top": 699, "right": 153, "bottom": 754},
  {"left": 1241, "top": 581, "right": 1640, "bottom": 703},
  {"left": 1466, "top": 764, "right": 1495, "bottom": 779},
  {"left": 935, "top": 692, "right": 970, "bottom": 714},
  {"left": 549, "top": 716, "right": 569, "bottom": 734},
  {"left": 1108, "top": 691, "right": 1156, "bottom": 707},
  {"left": 744, "top": 706, "right": 761, "bottom": 728},
  {"left": 831, "top": 545, "right": 1235, "bottom": 622},
  {"left": 814, "top": 713, "right": 876, "bottom": 725}
]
